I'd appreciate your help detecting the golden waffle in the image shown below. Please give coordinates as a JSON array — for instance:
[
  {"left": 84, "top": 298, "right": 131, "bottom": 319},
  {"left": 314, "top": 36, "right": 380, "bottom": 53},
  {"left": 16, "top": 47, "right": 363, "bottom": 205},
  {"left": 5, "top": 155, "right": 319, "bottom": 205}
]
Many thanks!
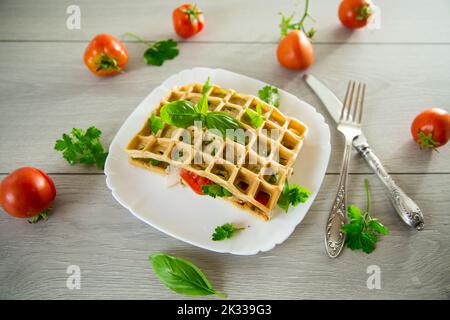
[{"left": 125, "top": 83, "right": 308, "bottom": 220}]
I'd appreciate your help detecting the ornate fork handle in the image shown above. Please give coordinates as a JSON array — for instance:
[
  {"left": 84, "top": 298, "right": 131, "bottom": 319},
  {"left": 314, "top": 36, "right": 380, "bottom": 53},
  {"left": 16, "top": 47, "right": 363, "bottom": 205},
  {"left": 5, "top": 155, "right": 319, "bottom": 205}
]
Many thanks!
[
  {"left": 325, "top": 140, "right": 352, "bottom": 258},
  {"left": 353, "top": 137, "right": 424, "bottom": 230}
]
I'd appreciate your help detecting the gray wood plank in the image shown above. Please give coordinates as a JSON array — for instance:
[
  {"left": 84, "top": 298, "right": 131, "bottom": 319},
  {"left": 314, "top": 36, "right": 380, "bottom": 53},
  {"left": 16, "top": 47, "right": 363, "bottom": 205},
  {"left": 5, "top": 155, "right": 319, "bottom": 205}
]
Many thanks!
[
  {"left": 0, "top": 173, "right": 448, "bottom": 299},
  {"left": 0, "top": 42, "right": 449, "bottom": 174},
  {"left": 1, "top": 0, "right": 449, "bottom": 43}
]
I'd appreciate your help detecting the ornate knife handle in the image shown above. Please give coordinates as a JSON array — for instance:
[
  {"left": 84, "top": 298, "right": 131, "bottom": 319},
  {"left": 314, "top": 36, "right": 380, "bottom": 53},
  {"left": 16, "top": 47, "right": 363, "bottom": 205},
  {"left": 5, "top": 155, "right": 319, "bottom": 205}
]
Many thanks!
[{"left": 353, "top": 139, "right": 424, "bottom": 230}]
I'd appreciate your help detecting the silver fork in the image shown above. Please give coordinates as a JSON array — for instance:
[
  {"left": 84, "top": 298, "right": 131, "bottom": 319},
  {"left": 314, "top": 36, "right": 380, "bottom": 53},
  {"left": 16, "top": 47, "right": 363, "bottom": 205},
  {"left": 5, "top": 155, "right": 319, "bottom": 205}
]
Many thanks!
[{"left": 325, "top": 81, "right": 365, "bottom": 258}]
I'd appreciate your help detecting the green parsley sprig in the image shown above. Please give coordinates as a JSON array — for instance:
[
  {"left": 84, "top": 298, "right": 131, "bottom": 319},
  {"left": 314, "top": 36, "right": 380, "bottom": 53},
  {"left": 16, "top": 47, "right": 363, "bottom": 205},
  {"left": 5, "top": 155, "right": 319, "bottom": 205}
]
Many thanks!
[
  {"left": 124, "top": 32, "right": 179, "bottom": 66},
  {"left": 54, "top": 126, "right": 108, "bottom": 170},
  {"left": 212, "top": 223, "right": 245, "bottom": 241},
  {"left": 341, "top": 179, "right": 389, "bottom": 254},
  {"left": 277, "top": 180, "right": 310, "bottom": 212},
  {"left": 258, "top": 85, "right": 280, "bottom": 108}
]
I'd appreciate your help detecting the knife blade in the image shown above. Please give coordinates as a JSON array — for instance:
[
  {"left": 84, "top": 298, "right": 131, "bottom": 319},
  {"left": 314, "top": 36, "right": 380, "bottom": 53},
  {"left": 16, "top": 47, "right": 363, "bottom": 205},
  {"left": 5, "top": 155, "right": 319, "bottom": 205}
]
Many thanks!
[{"left": 304, "top": 74, "right": 424, "bottom": 230}]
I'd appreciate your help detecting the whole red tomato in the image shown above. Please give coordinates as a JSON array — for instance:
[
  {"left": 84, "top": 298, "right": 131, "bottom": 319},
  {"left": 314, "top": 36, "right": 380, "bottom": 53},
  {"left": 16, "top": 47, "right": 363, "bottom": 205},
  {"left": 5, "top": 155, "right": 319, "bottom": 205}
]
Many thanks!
[
  {"left": 179, "top": 169, "right": 212, "bottom": 195},
  {"left": 172, "top": 4, "right": 205, "bottom": 38},
  {"left": 84, "top": 34, "right": 128, "bottom": 77},
  {"left": 411, "top": 108, "right": 450, "bottom": 149},
  {"left": 338, "top": 0, "right": 373, "bottom": 29},
  {"left": 0, "top": 167, "right": 56, "bottom": 221},
  {"left": 277, "top": 30, "right": 314, "bottom": 70}
]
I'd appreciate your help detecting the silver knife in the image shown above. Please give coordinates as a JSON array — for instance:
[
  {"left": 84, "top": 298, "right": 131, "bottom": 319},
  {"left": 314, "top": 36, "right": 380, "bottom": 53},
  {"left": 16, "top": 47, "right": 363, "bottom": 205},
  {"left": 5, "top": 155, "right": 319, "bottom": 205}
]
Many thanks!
[{"left": 304, "top": 74, "right": 424, "bottom": 231}]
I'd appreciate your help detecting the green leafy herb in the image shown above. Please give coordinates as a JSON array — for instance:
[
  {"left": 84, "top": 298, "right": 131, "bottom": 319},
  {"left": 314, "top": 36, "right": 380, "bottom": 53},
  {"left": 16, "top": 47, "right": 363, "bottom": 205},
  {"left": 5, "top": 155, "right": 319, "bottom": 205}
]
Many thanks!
[
  {"left": 124, "top": 33, "right": 179, "bottom": 66},
  {"left": 150, "top": 114, "right": 163, "bottom": 135},
  {"left": 160, "top": 100, "right": 201, "bottom": 128},
  {"left": 150, "top": 158, "right": 160, "bottom": 166},
  {"left": 54, "top": 126, "right": 108, "bottom": 170},
  {"left": 212, "top": 223, "right": 245, "bottom": 241},
  {"left": 202, "top": 184, "right": 232, "bottom": 198},
  {"left": 245, "top": 104, "right": 264, "bottom": 129},
  {"left": 159, "top": 78, "right": 240, "bottom": 137},
  {"left": 149, "top": 253, "right": 226, "bottom": 298},
  {"left": 205, "top": 112, "right": 241, "bottom": 137},
  {"left": 341, "top": 179, "right": 389, "bottom": 254},
  {"left": 258, "top": 85, "right": 280, "bottom": 108},
  {"left": 277, "top": 180, "right": 310, "bottom": 213},
  {"left": 279, "top": 0, "right": 315, "bottom": 39},
  {"left": 144, "top": 39, "right": 179, "bottom": 66},
  {"left": 196, "top": 77, "right": 212, "bottom": 114}
]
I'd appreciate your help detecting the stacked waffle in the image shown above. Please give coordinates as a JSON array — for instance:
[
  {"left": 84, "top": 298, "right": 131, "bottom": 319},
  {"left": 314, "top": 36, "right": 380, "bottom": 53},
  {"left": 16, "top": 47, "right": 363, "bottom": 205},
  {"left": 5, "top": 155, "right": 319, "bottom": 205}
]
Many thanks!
[{"left": 126, "top": 83, "right": 308, "bottom": 220}]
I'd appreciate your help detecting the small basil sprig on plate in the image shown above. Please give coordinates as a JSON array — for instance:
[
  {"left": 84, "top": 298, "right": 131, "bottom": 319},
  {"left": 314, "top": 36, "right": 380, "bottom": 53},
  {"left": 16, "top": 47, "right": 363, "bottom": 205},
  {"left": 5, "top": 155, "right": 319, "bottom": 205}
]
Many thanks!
[
  {"left": 245, "top": 104, "right": 264, "bottom": 128},
  {"left": 341, "top": 179, "right": 389, "bottom": 254},
  {"left": 124, "top": 32, "right": 179, "bottom": 66},
  {"left": 277, "top": 180, "right": 310, "bottom": 212},
  {"left": 212, "top": 223, "right": 245, "bottom": 241},
  {"left": 149, "top": 253, "right": 226, "bottom": 298},
  {"left": 258, "top": 85, "right": 280, "bottom": 108},
  {"left": 160, "top": 78, "right": 241, "bottom": 136}
]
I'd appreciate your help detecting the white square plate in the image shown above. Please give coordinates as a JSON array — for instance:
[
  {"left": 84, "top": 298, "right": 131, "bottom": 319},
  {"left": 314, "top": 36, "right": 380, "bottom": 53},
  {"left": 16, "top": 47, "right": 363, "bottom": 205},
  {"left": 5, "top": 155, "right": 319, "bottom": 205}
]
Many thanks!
[{"left": 105, "top": 68, "right": 330, "bottom": 255}]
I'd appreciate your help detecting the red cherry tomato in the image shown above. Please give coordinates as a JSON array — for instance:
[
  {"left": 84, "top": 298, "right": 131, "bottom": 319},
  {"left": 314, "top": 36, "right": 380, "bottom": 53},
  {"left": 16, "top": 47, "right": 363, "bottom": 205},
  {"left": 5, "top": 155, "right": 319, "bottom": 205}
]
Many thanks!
[
  {"left": 179, "top": 169, "right": 212, "bottom": 195},
  {"left": 0, "top": 167, "right": 56, "bottom": 219},
  {"left": 338, "top": 0, "right": 373, "bottom": 29},
  {"left": 411, "top": 108, "right": 450, "bottom": 149},
  {"left": 84, "top": 33, "right": 128, "bottom": 77},
  {"left": 277, "top": 30, "right": 314, "bottom": 70},
  {"left": 172, "top": 4, "right": 205, "bottom": 38}
]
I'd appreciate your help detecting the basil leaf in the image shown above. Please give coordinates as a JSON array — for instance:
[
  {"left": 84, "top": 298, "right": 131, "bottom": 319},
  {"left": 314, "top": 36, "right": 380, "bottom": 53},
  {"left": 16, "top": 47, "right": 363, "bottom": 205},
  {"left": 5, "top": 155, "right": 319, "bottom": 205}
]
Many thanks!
[
  {"left": 205, "top": 112, "right": 240, "bottom": 137},
  {"left": 197, "top": 77, "right": 211, "bottom": 114},
  {"left": 160, "top": 100, "right": 201, "bottom": 128},
  {"left": 150, "top": 114, "right": 163, "bottom": 134},
  {"left": 149, "top": 253, "right": 226, "bottom": 298}
]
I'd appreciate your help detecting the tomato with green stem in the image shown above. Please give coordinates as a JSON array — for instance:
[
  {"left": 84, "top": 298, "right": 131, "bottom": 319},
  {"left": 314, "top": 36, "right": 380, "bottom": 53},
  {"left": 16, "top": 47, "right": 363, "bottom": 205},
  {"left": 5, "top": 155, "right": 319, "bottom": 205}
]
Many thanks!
[
  {"left": 277, "top": 0, "right": 315, "bottom": 70},
  {"left": 0, "top": 167, "right": 56, "bottom": 223},
  {"left": 338, "top": 0, "right": 373, "bottom": 29},
  {"left": 84, "top": 34, "right": 128, "bottom": 77},
  {"left": 172, "top": 4, "right": 205, "bottom": 38},
  {"left": 411, "top": 108, "right": 450, "bottom": 150}
]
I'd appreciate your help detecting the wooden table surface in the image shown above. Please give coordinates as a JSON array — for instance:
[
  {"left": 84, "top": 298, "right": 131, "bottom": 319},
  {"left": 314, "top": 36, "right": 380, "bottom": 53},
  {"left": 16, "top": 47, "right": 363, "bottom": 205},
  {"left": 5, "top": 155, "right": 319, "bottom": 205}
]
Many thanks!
[{"left": 1, "top": 0, "right": 449, "bottom": 300}]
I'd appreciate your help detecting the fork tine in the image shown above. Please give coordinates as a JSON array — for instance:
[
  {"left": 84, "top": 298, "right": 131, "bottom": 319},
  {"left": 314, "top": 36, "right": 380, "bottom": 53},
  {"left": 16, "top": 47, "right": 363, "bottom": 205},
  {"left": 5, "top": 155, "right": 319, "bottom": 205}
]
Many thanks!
[
  {"left": 340, "top": 81, "right": 354, "bottom": 122},
  {"left": 346, "top": 81, "right": 356, "bottom": 121},
  {"left": 352, "top": 83, "right": 362, "bottom": 122},
  {"left": 357, "top": 84, "right": 366, "bottom": 124}
]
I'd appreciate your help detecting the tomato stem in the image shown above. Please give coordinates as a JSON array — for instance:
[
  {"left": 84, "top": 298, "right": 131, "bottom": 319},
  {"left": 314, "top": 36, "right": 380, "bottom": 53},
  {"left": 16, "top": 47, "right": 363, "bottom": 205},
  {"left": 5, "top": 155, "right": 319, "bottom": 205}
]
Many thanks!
[
  {"left": 417, "top": 131, "right": 440, "bottom": 151},
  {"left": 28, "top": 210, "right": 49, "bottom": 224},
  {"left": 123, "top": 32, "right": 153, "bottom": 46},
  {"left": 279, "top": 0, "right": 315, "bottom": 38},
  {"left": 95, "top": 54, "right": 120, "bottom": 72}
]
